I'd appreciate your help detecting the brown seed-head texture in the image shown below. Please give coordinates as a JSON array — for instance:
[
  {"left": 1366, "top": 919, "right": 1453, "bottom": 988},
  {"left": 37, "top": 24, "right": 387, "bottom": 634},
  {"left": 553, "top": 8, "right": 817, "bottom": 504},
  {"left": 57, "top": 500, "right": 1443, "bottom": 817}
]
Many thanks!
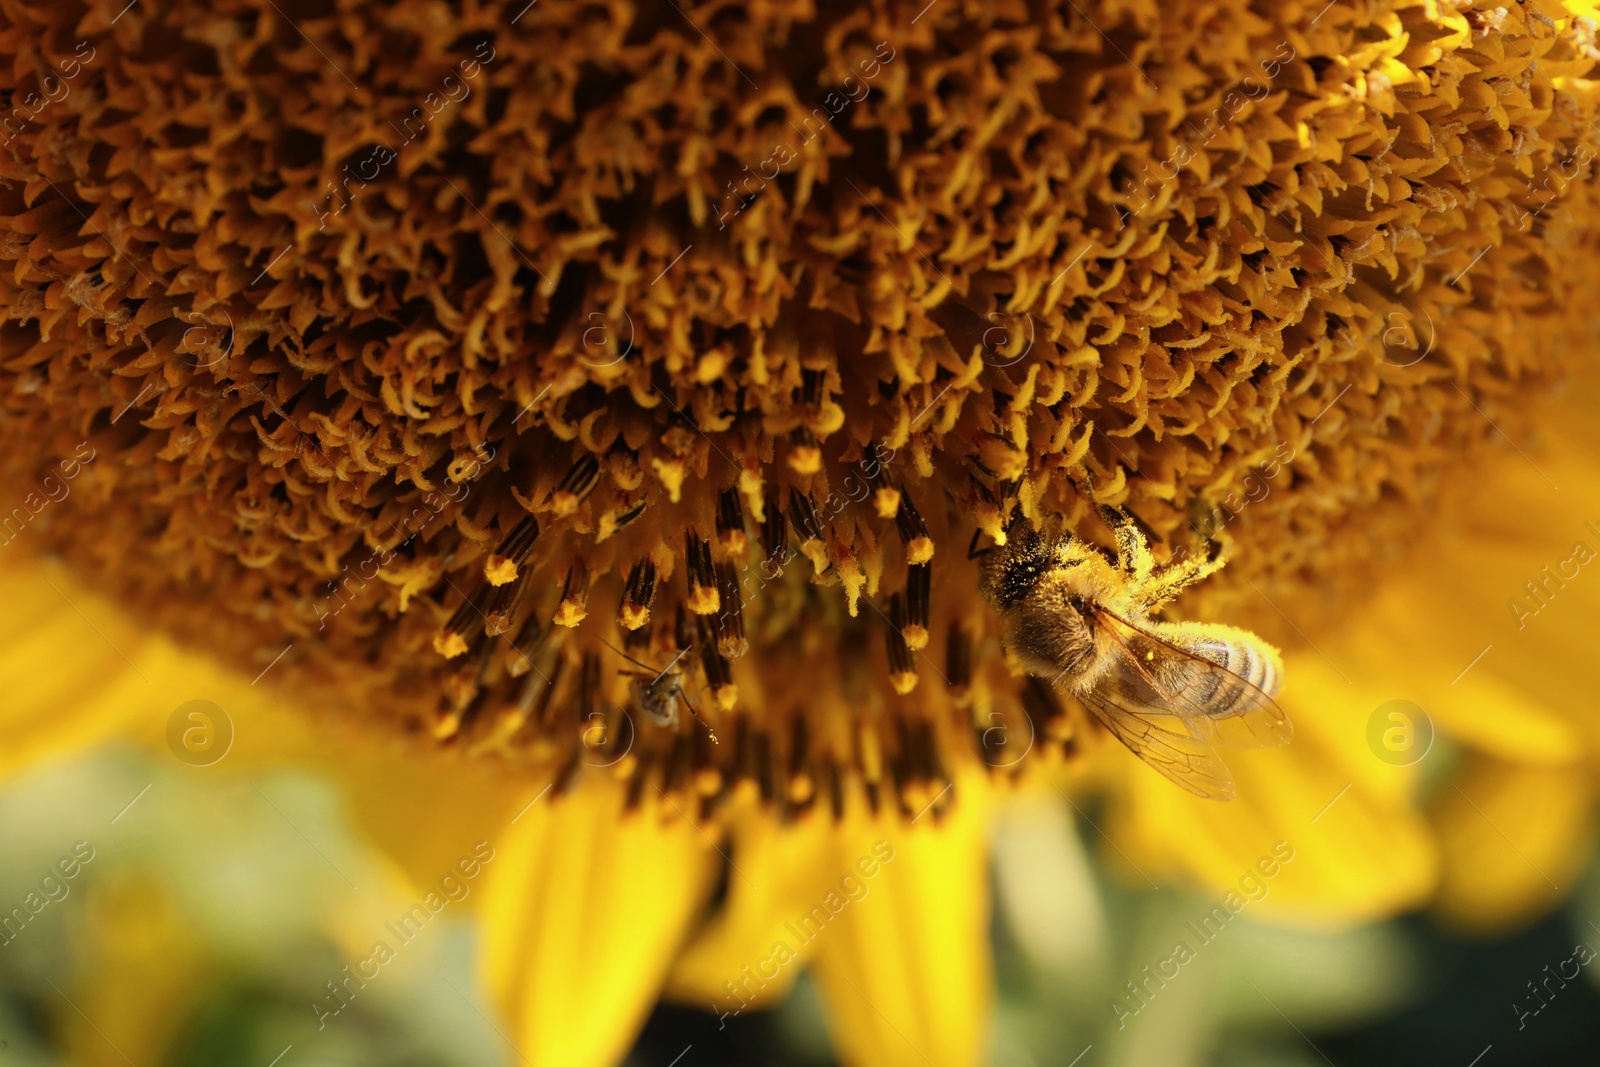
[{"left": 1, "top": 0, "right": 1594, "bottom": 812}]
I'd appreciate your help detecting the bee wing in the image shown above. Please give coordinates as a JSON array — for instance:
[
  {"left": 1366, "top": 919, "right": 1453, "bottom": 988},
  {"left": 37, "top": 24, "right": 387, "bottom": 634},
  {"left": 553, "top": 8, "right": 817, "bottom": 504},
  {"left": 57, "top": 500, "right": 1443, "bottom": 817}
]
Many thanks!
[
  {"left": 1092, "top": 608, "right": 1291, "bottom": 750},
  {"left": 1073, "top": 685, "right": 1236, "bottom": 800}
]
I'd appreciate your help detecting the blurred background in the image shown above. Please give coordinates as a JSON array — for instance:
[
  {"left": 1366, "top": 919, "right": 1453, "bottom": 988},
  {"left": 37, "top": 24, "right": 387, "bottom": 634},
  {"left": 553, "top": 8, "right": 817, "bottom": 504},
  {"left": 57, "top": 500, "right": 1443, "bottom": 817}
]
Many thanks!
[{"left": 6, "top": 740, "right": 1600, "bottom": 1066}]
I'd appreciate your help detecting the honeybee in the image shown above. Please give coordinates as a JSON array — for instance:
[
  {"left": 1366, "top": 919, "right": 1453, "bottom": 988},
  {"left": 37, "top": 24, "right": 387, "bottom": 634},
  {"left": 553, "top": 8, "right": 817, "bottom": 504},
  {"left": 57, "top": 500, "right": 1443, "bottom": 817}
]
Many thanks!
[
  {"left": 977, "top": 511, "right": 1290, "bottom": 799},
  {"left": 602, "top": 640, "right": 718, "bottom": 742}
]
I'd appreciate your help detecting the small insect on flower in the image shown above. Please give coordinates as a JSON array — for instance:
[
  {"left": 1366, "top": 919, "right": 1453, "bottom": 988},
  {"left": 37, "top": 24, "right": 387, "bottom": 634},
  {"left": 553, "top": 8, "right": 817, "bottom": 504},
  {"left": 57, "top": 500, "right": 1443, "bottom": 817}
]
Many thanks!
[
  {"left": 976, "top": 504, "right": 1291, "bottom": 799},
  {"left": 601, "top": 640, "right": 719, "bottom": 743}
]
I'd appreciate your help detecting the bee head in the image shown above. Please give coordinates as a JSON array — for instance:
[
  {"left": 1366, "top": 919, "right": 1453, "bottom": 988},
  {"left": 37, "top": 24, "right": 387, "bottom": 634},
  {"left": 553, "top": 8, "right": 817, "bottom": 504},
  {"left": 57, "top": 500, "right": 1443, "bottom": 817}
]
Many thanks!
[{"left": 978, "top": 522, "right": 1050, "bottom": 610}]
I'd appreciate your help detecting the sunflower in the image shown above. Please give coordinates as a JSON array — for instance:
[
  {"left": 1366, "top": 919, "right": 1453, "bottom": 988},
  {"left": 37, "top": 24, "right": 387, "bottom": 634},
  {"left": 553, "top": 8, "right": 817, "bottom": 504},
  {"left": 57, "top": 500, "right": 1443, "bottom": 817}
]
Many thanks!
[{"left": 3, "top": 0, "right": 1600, "bottom": 1063}]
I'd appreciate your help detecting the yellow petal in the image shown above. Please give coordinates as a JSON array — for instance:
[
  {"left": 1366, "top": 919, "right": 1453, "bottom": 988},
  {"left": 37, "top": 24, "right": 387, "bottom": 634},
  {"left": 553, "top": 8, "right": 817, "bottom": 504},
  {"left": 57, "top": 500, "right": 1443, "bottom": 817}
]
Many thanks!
[
  {"left": 1108, "top": 655, "right": 1438, "bottom": 924},
  {"left": 663, "top": 803, "right": 841, "bottom": 1011},
  {"left": 0, "top": 559, "right": 153, "bottom": 774},
  {"left": 808, "top": 774, "right": 993, "bottom": 1067},
  {"left": 66, "top": 872, "right": 208, "bottom": 1067},
  {"left": 0, "top": 552, "right": 529, "bottom": 905},
  {"left": 1329, "top": 395, "right": 1599, "bottom": 768},
  {"left": 1430, "top": 755, "right": 1596, "bottom": 933},
  {"left": 0, "top": 555, "right": 318, "bottom": 777},
  {"left": 330, "top": 740, "right": 529, "bottom": 897},
  {"left": 992, "top": 792, "right": 1109, "bottom": 974},
  {"left": 479, "top": 784, "right": 720, "bottom": 1067}
]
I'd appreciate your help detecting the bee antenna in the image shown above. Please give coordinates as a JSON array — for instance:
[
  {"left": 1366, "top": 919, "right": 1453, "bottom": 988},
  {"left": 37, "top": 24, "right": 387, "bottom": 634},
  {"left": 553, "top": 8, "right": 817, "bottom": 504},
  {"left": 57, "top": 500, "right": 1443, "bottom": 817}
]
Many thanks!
[
  {"left": 597, "top": 636, "right": 655, "bottom": 673},
  {"left": 1072, "top": 466, "right": 1117, "bottom": 516},
  {"left": 680, "top": 691, "right": 719, "bottom": 744}
]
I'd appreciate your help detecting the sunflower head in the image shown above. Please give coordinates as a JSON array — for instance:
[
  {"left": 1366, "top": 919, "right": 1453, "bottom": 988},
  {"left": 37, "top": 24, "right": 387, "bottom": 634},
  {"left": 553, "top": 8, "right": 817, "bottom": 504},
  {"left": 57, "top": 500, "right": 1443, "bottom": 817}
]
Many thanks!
[{"left": 0, "top": 0, "right": 1594, "bottom": 825}]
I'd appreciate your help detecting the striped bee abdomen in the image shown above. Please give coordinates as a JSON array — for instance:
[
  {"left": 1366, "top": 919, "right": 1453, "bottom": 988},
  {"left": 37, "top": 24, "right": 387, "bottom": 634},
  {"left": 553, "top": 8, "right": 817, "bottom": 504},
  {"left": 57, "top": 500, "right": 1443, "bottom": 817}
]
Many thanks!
[{"left": 1184, "top": 633, "right": 1281, "bottom": 715}]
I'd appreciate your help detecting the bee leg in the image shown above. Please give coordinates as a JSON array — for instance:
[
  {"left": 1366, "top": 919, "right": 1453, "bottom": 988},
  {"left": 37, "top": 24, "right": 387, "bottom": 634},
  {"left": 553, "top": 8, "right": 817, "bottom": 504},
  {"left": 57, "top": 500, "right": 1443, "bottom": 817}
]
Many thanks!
[
  {"left": 967, "top": 527, "right": 991, "bottom": 560},
  {"left": 1183, "top": 505, "right": 1229, "bottom": 575},
  {"left": 1109, "top": 514, "right": 1155, "bottom": 585},
  {"left": 1142, "top": 516, "right": 1228, "bottom": 608},
  {"left": 1072, "top": 465, "right": 1162, "bottom": 586},
  {"left": 1083, "top": 494, "right": 1149, "bottom": 579}
]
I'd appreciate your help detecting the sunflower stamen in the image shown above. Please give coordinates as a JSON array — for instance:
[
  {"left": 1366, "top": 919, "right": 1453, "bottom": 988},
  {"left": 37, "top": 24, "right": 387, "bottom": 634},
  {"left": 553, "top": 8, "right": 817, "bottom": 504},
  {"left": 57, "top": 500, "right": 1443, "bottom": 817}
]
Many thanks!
[
  {"left": 946, "top": 622, "right": 973, "bottom": 702},
  {"left": 825, "top": 758, "right": 845, "bottom": 822},
  {"left": 694, "top": 612, "right": 737, "bottom": 711},
  {"left": 759, "top": 490, "right": 790, "bottom": 576},
  {"left": 787, "top": 714, "right": 813, "bottom": 805},
  {"left": 755, "top": 729, "right": 776, "bottom": 805},
  {"left": 895, "top": 490, "right": 935, "bottom": 564},
  {"left": 619, "top": 558, "right": 657, "bottom": 630},
  {"left": 550, "top": 454, "right": 601, "bottom": 516},
  {"left": 787, "top": 426, "right": 822, "bottom": 474},
  {"left": 505, "top": 616, "right": 550, "bottom": 680},
  {"left": 484, "top": 514, "right": 541, "bottom": 586},
  {"left": 624, "top": 750, "right": 654, "bottom": 811},
  {"left": 484, "top": 576, "right": 527, "bottom": 637},
  {"left": 789, "top": 490, "right": 823, "bottom": 543},
  {"left": 548, "top": 750, "right": 582, "bottom": 799},
  {"left": 715, "top": 487, "right": 747, "bottom": 555},
  {"left": 1022, "top": 675, "right": 1070, "bottom": 742},
  {"left": 434, "top": 584, "right": 490, "bottom": 659},
  {"left": 597, "top": 498, "right": 648, "bottom": 542},
  {"left": 886, "top": 592, "right": 918, "bottom": 694},
  {"left": 902, "top": 562, "right": 932, "bottom": 652},
  {"left": 553, "top": 559, "right": 591, "bottom": 627},
  {"left": 685, "top": 530, "right": 720, "bottom": 615},
  {"left": 713, "top": 561, "right": 747, "bottom": 660}
]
